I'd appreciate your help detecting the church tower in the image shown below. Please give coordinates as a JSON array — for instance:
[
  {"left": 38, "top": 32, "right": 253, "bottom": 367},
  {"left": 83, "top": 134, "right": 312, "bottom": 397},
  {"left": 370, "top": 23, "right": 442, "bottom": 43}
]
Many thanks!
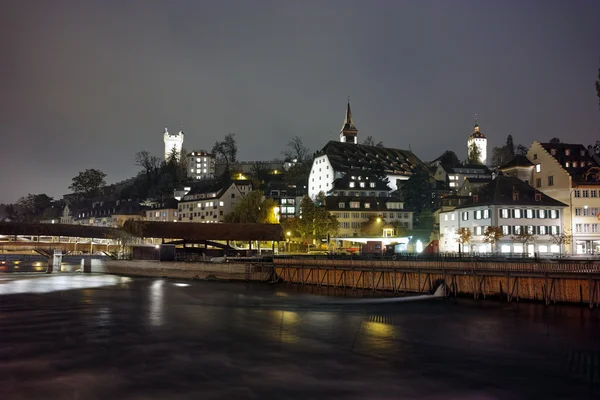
[
  {"left": 467, "top": 120, "right": 487, "bottom": 165},
  {"left": 163, "top": 127, "right": 184, "bottom": 161},
  {"left": 340, "top": 101, "right": 358, "bottom": 144}
]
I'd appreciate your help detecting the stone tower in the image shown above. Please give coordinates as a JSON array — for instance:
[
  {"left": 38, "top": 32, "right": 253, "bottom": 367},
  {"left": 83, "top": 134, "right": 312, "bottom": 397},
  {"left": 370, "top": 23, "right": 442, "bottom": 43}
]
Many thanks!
[
  {"left": 467, "top": 122, "right": 487, "bottom": 165},
  {"left": 163, "top": 127, "right": 184, "bottom": 161},
  {"left": 339, "top": 101, "right": 358, "bottom": 144}
]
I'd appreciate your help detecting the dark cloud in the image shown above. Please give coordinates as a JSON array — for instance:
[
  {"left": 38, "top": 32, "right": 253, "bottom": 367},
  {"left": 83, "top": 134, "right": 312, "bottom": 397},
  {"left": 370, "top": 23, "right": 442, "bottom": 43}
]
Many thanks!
[{"left": 1, "top": 0, "right": 599, "bottom": 202}]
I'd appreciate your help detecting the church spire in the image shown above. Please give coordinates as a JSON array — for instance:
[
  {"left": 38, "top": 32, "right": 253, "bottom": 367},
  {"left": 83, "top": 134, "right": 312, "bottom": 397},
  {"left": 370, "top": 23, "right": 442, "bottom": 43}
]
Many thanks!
[{"left": 340, "top": 98, "right": 358, "bottom": 144}]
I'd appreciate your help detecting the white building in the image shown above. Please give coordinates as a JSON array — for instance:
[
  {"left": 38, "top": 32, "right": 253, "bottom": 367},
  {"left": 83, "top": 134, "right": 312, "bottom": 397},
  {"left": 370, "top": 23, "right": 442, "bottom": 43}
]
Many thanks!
[
  {"left": 177, "top": 180, "right": 251, "bottom": 223},
  {"left": 467, "top": 123, "right": 487, "bottom": 165},
  {"left": 439, "top": 176, "right": 567, "bottom": 256},
  {"left": 186, "top": 151, "right": 216, "bottom": 180},
  {"left": 527, "top": 141, "right": 600, "bottom": 255},
  {"left": 163, "top": 126, "right": 184, "bottom": 161},
  {"left": 308, "top": 102, "right": 422, "bottom": 199}
]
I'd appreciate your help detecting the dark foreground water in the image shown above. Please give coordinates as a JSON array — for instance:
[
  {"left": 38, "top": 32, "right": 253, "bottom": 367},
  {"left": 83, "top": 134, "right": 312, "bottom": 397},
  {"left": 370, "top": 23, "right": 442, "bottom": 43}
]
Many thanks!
[{"left": 1, "top": 274, "right": 600, "bottom": 400}]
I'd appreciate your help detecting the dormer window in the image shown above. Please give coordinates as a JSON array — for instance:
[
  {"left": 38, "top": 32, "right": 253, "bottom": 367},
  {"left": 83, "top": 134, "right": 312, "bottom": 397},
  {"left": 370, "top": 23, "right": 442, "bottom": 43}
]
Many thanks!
[
  {"left": 565, "top": 162, "right": 570, "bottom": 168},
  {"left": 573, "top": 162, "right": 578, "bottom": 168},
  {"left": 359, "top": 182, "right": 365, "bottom": 188},
  {"left": 364, "top": 203, "right": 371, "bottom": 209},
  {"left": 338, "top": 202, "right": 345, "bottom": 208},
  {"left": 565, "top": 149, "right": 571, "bottom": 156},
  {"left": 512, "top": 192, "right": 519, "bottom": 201},
  {"left": 535, "top": 193, "right": 542, "bottom": 201},
  {"left": 473, "top": 195, "right": 478, "bottom": 203},
  {"left": 581, "top": 150, "right": 585, "bottom": 156},
  {"left": 551, "top": 149, "right": 556, "bottom": 155},
  {"left": 349, "top": 182, "right": 355, "bottom": 188}
]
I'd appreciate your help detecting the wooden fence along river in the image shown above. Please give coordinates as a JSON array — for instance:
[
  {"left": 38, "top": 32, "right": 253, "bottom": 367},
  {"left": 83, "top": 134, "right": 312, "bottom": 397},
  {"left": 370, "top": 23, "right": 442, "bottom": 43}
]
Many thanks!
[{"left": 273, "top": 258, "right": 600, "bottom": 307}]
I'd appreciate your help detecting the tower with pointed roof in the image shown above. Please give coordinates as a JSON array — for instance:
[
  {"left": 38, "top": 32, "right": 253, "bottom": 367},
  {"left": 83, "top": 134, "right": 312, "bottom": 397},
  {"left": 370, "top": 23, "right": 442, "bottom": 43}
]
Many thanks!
[
  {"left": 467, "top": 120, "right": 487, "bottom": 165},
  {"left": 163, "top": 126, "right": 184, "bottom": 161},
  {"left": 340, "top": 101, "right": 358, "bottom": 144}
]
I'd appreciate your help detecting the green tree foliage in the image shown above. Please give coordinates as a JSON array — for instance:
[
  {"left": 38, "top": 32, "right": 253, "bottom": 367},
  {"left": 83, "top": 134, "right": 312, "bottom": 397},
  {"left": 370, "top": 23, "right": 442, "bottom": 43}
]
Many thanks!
[
  {"left": 296, "top": 196, "right": 338, "bottom": 243},
  {"left": 69, "top": 169, "right": 107, "bottom": 197},
  {"left": 467, "top": 142, "right": 482, "bottom": 164},
  {"left": 13, "top": 194, "right": 54, "bottom": 222},
  {"left": 360, "top": 214, "right": 384, "bottom": 236},
  {"left": 401, "top": 165, "right": 435, "bottom": 214},
  {"left": 225, "top": 190, "right": 279, "bottom": 224},
  {"left": 212, "top": 133, "right": 237, "bottom": 168}
]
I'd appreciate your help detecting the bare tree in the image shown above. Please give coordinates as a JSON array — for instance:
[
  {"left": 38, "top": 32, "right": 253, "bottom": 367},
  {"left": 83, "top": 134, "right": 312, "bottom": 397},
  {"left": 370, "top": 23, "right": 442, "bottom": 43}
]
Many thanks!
[
  {"left": 212, "top": 133, "right": 238, "bottom": 167},
  {"left": 282, "top": 136, "right": 310, "bottom": 162},
  {"left": 550, "top": 227, "right": 572, "bottom": 258},
  {"left": 135, "top": 151, "right": 161, "bottom": 180},
  {"left": 362, "top": 135, "right": 384, "bottom": 147},
  {"left": 512, "top": 228, "right": 536, "bottom": 257},
  {"left": 456, "top": 227, "right": 472, "bottom": 256}
]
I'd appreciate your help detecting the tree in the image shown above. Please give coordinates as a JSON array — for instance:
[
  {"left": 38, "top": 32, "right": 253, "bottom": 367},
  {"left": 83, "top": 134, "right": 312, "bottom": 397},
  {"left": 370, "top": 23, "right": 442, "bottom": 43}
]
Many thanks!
[
  {"left": 282, "top": 136, "right": 310, "bottom": 163},
  {"left": 248, "top": 162, "right": 271, "bottom": 190},
  {"left": 212, "top": 133, "right": 237, "bottom": 168},
  {"left": 512, "top": 228, "right": 536, "bottom": 257},
  {"left": 401, "top": 164, "right": 435, "bottom": 213},
  {"left": 416, "top": 208, "right": 435, "bottom": 230},
  {"left": 69, "top": 169, "right": 107, "bottom": 197},
  {"left": 13, "top": 194, "right": 54, "bottom": 222},
  {"left": 362, "top": 136, "right": 384, "bottom": 147},
  {"left": 296, "top": 196, "right": 338, "bottom": 244},
  {"left": 595, "top": 67, "right": 600, "bottom": 110},
  {"left": 550, "top": 227, "right": 572, "bottom": 258},
  {"left": 506, "top": 135, "right": 515, "bottom": 158},
  {"left": 456, "top": 227, "right": 472, "bottom": 256},
  {"left": 515, "top": 144, "right": 528, "bottom": 156},
  {"left": 491, "top": 146, "right": 509, "bottom": 167},
  {"left": 360, "top": 215, "right": 384, "bottom": 236},
  {"left": 549, "top": 137, "right": 561, "bottom": 144},
  {"left": 467, "top": 142, "right": 482, "bottom": 164},
  {"left": 483, "top": 226, "right": 504, "bottom": 253},
  {"left": 225, "top": 190, "right": 280, "bottom": 224},
  {"left": 135, "top": 151, "right": 161, "bottom": 182}
]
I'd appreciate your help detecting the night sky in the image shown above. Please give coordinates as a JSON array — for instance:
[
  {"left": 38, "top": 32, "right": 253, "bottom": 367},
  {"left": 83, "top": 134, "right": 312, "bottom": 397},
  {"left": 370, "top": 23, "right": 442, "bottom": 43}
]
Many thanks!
[{"left": 1, "top": 0, "right": 599, "bottom": 203}]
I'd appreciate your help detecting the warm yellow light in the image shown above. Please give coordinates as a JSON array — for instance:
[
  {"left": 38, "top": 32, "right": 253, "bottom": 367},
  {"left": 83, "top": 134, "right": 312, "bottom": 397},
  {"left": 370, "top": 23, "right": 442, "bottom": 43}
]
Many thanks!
[
  {"left": 376, "top": 217, "right": 382, "bottom": 223},
  {"left": 286, "top": 231, "right": 291, "bottom": 236}
]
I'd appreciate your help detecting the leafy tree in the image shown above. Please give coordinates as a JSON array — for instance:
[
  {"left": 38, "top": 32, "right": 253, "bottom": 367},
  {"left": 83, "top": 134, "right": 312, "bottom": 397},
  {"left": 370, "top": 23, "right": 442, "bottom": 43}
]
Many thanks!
[
  {"left": 456, "top": 227, "right": 472, "bottom": 256},
  {"left": 362, "top": 136, "right": 384, "bottom": 147},
  {"left": 69, "top": 169, "right": 107, "bottom": 197},
  {"left": 551, "top": 227, "right": 572, "bottom": 258},
  {"left": 467, "top": 142, "right": 482, "bottom": 164},
  {"left": 296, "top": 196, "right": 338, "bottom": 244},
  {"left": 225, "top": 190, "right": 279, "bottom": 223},
  {"left": 360, "top": 215, "right": 384, "bottom": 236},
  {"left": 549, "top": 137, "right": 561, "bottom": 144},
  {"left": 13, "top": 194, "right": 54, "bottom": 222},
  {"left": 483, "top": 226, "right": 504, "bottom": 253},
  {"left": 401, "top": 164, "right": 435, "bottom": 214},
  {"left": 212, "top": 133, "right": 237, "bottom": 168},
  {"left": 282, "top": 136, "right": 310, "bottom": 162}
]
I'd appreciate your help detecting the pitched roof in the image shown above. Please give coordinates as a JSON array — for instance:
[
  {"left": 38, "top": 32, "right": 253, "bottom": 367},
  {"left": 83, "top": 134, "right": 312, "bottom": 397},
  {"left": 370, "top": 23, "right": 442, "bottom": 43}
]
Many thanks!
[
  {"left": 456, "top": 175, "right": 566, "bottom": 208},
  {"left": 431, "top": 151, "right": 461, "bottom": 166},
  {"left": 330, "top": 169, "right": 391, "bottom": 192},
  {"left": 443, "top": 163, "right": 491, "bottom": 174},
  {"left": 499, "top": 155, "right": 534, "bottom": 169},
  {"left": 538, "top": 142, "right": 600, "bottom": 183},
  {"left": 469, "top": 124, "right": 486, "bottom": 139},
  {"left": 316, "top": 141, "right": 422, "bottom": 176}
]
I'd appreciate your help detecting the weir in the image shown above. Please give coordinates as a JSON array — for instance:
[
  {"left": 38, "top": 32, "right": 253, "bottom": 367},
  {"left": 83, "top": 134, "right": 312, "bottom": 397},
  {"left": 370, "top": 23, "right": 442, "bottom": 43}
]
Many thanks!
[{"left": 274, "top": 258, "right": 600, "bottom": 308}]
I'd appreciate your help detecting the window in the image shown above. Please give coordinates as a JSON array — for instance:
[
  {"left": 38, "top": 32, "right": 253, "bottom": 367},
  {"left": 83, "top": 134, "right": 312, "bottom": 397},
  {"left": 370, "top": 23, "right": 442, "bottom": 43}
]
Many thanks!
[
  {"left": 536, "top": 164, "right": 541, "bottom": 173},
  {"left": 513, "top": 209, "right": 522, "bottom": 219},
  {"left": 527, "top": 226, "right": 535, "bottom": 234},
  {"left": 538, "top": 209, "right": 546, "bottom": 219},
  {"left": 548, "top": 176, "right": 554, "bottom": 186},
  {"left": 533, "top": 154, "right": 538, "bottom": 160},
  {"left": 538, "top": 226, "right": 547, "bottom": 235},
  {"left": 501, "top": 226, "right": 510, "bottom": 235},
  {"left": 549, "top": 209, "right": 559, "bottom": 219},
  {"left": 536, "top": 178, "right": 541, "bottom": 188},
  {"left": 550, "top": 149, "right": 556, "bottom": 155},
  {"left": 359, "top": 182, "right": 365, "bottom": 188},
  {"left": 573, "top": 162, "right": 578, "bottom": 168},
  {"left": 565, "top": 162, "right": 570, "bottom": 168},
  {"left": 349, "top": 201, "right": 360, "bottom": 208},
  {"left": 219, "top": 201, "right": 224, "bottom": 206},
  {"left": 514, "top": 225, "right": 522, "bottom": 234},
  {"left": 592, "top": 208, "right": 598, "bottom": 216},
  {"left": 574, "top": 190, "right": 581, "bottom": 198},
  {"left": 583, "top": 190, "right": 589, "bottom": 198},
  {"left": 349, "top": 182, "right": 355, "bottom": 188},
  {"left": 565, "top": 149, "right": 571, "bottom": 156},
  {"left": 535, "top": 193, "right": 542, "bottom": 202},
  {"left": 526, "top": 209, "right": 534, "bottom": 219},
  {"left": 364, "top": 203, "right": 371, "bottom": 209},
  {"left": 462, "top": 211, "right": 469, "bottom": 221},
  {"left": 575, "top": 208, "right": 582, "bottom": 216},
  {"left": 592, "top": 190, "right": 597, "bottom": 198},
  {"left": 584, "top": 224, "right": 590, "bottom": 233},
  {"left": 370, "top": 182, "right": 375, "bottom": 188},
  {"left": 513, "top": 192, "right": 519, "bottom": 201},
  {"left": 475, "top": 210, "right": 482, "bottom": 220},
  {"left": 575, "top": 224, "right": 582, "bottom": 233},
  {"left": 583, "top": 208, "right": 590, "bottom": 216},
  {"left": 483, "top": 209, "right": 490, "bottom": 219},
  {"left": 444, "top": 214, "right": 448, "bottom": 221},
  {"left": 451, "top": 214, "right": 455, "bottom": 221},
  {"left": 538, "top": 245, "right": 548, "bottom": 253},
  {"left": 550, "top": 226, "right": 560, "bottom": 235},
  {"left": 500, "top": 209, "right": 509, "bottom": 219},
  {"left": 593, "top": 224, "right": 598, "bottom": 233},
  {"left": 338, "top": 202, "right": 345, "bottom": 208}
]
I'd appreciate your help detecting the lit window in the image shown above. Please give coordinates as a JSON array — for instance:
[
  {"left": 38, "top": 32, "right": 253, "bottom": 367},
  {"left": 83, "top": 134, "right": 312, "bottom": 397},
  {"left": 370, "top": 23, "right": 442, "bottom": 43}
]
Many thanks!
[
  {"left": 349, "top": 182, "right": 355, "bottom": 188},
  {"left": 535, "top": 164, "right": 541, "bottom": 173}
]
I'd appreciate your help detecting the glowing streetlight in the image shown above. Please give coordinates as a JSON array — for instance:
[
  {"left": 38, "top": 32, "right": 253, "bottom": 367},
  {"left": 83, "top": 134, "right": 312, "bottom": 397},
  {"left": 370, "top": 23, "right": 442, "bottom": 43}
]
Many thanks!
[
  {"left": 286, "top": 231, "right": 291, "bottom": 236},
  {"left": 376, "top": 217, "right": 382, "bottom": 223}
]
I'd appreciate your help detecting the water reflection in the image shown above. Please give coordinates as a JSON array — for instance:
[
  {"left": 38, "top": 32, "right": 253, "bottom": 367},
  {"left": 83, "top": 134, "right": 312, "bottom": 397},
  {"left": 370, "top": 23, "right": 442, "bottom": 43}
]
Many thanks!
[
  {"left": 0, "top": 275, "right": 125, "bottom": 295},
  {"left": 148, "top": 279, "right": 165, "bottom": 327}
]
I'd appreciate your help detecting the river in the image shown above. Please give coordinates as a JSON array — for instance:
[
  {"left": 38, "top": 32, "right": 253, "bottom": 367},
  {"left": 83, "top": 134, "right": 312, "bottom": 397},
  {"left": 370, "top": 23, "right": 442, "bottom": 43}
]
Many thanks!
[{"left": 1, "top": 273, "right": 599, "bottom": 399}]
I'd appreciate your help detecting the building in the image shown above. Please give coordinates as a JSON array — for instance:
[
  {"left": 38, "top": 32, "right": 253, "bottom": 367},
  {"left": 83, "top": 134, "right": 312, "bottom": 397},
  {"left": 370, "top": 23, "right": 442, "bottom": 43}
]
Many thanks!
[
  {"left": 467, "top": 122, "right": 487, "bottom": 165},
  {"left": 308, "top": 103, "right": 422, "bottom": 199},
  {"left": 177, "top": 180, "right": 251, "bottom": 223},
  {"left": 527, "top": 141, "right": 600, "bottom": 255},
  {"left": 163, "top": 126, "right": 184, "bottom": 161},
  {"left": 498, "top": 155, "right": 535, "bottom": 185},
  {"left": 74, "top": 199, "right": 146, "bottom": 227},
  {"left": 433, "top": 163, "right": 492, "bottom": 192},
  {"left": 264, "top": 181, "right": 302, "bottom": 220},
  {"left": 458, "top": 177, "right": 492, "bottom": 196},
  {"left": 439, "top": 176, "right": 567, "bottom": 256},
  {"left": 326, "top": 196, "right": 413, "bottom": 238},
  {"left": 186, "top": 151, "right": 216, "bottom": 180},
  {"left": 144, "top": 198, "right": 179, "bottom": 223}
]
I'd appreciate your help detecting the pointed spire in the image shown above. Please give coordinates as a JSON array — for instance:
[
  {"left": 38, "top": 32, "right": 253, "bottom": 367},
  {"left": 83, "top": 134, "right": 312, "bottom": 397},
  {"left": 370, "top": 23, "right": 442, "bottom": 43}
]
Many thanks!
[{"left": 341, "top": 99, "right": 358, "bottom": 132}]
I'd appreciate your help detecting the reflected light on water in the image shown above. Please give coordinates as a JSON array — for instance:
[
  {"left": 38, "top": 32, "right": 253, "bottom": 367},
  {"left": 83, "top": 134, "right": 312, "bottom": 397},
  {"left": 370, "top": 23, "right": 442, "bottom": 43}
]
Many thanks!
[
  {"left": 173, "top": 283, "right": 190, "bottom": 287},
  {"left": 361, "top": 320, "right": 399, "bottom": 351},
  {"left": 149, "top": 280, "right": 165, "bottom": 327},
  {"left": 0, "top": 275, "right": 126, "bottom": 295}
]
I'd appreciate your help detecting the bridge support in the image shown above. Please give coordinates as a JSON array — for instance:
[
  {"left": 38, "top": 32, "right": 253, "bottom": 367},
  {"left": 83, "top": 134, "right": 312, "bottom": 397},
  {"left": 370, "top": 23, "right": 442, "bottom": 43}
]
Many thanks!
[{"left": 81, "top": 258, "right": 92, "bottom": 273}]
